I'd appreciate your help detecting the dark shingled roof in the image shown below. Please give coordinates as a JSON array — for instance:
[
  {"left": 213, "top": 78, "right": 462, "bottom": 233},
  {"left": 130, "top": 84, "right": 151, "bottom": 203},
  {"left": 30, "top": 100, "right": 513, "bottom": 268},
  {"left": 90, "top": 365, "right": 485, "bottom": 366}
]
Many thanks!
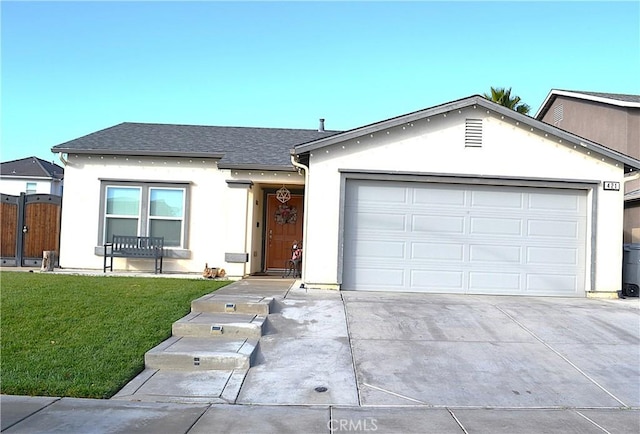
[
  {"left": 52, "top": 122, "right": 341, "bottom": 169},
  {"left": 1, "top": 156, "right": 64, "bottom": 179}
]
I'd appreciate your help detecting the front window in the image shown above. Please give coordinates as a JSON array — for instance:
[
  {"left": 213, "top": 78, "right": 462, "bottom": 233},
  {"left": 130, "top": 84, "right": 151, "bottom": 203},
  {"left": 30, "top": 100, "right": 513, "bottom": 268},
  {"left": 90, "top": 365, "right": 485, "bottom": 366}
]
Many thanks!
[
  {"left": 149, "top": 188, "right": 184, "bottom": 247},
  {"left": 26, "top": 182, "right": 36, "bottom": 194},
  {"left": 105, "top": 186, "right": 141, "bottom": 241},
  {"left": 102, "top": 183, "right": 188, "bottom": 248}
]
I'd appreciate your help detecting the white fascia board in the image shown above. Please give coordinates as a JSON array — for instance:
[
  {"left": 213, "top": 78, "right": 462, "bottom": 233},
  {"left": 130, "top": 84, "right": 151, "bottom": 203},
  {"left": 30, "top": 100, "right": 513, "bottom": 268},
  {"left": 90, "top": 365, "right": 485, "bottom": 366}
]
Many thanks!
[
  {"left": 52, "top": 149, "right": 225, "bottom": 159},
  {"left": 0, "top": 175, "right": 54, "bottom": 181}
]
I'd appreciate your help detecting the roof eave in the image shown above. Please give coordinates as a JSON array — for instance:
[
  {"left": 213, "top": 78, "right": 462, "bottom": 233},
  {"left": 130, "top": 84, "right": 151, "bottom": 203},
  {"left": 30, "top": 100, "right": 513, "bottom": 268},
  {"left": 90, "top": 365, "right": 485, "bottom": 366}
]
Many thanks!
[
  {"left": 0, "top": 175, "right": 58, "bottom": 180},
  {"left": 217, "top": 163, "right": 297, "bottom": 172},
  {"left": 53, "top": 148, "right": 225, "bottom": 159}
]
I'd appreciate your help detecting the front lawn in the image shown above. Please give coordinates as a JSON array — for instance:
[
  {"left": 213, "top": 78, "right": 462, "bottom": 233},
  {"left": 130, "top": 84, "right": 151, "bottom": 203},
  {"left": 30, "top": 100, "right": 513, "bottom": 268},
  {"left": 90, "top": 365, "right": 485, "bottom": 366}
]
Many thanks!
[{"left": 0, "top": 271, "right": 230, "bottom": 398}]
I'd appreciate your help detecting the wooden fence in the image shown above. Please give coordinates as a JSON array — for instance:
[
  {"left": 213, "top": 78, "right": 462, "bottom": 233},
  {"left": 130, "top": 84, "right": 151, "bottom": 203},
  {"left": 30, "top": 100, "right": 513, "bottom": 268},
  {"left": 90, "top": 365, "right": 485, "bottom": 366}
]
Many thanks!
[{"left": 1, "top": 193, "right": 62, "bottom": 267}]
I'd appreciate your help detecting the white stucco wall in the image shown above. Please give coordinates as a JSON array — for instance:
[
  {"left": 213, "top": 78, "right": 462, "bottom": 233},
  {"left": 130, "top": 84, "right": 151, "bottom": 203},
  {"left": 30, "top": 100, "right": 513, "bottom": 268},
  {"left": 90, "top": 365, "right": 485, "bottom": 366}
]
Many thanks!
[
  {"left": 59, "top": 155, "right": 224, "bottom": 273},
  {"left": 302, "top": 108, "right": 626, "bottom": 294},
  {"left": 58, "top": 154, "right": 304, "bottom": 275}
]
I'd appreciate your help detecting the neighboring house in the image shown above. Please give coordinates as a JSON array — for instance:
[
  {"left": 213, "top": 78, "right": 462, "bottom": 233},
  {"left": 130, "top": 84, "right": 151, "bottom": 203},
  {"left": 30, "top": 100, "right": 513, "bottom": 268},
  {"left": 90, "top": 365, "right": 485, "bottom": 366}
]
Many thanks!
[
  {"left": 0, "top": 156, "right": 64, "bottom": 196},
  {"left": 52, "top": 96, "right": 640, "bottom": 298},
  {"left": 535, "top": 90, "right": 640, "bottom": 243}
]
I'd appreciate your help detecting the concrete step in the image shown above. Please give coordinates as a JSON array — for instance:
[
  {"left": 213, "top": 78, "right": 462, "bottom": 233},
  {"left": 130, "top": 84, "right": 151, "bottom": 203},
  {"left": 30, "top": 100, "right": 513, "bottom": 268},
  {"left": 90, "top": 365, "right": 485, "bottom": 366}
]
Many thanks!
[
  {"left": 191, "top": 294, "right": 273, "bottom": 315},
  {"left": 172, "top": 312, "right": 266, "bottom": 339},
  {"left": 145, "top": 336, "right": 258, "bottom": 371}
]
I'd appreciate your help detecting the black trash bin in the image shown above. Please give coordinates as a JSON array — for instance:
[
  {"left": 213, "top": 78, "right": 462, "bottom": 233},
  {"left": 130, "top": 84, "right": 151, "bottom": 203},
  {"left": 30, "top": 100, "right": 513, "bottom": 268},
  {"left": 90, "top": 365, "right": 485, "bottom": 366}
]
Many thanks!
[{"left": 622, "top": 244, "right": 640, "bottom": 297}]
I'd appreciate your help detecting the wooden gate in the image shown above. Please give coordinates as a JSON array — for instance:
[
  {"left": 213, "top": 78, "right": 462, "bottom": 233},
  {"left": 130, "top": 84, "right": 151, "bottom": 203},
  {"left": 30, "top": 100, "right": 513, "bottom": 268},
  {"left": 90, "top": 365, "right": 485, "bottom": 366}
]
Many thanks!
[{"left": 1, "top": 193, "right": 62, "bottom": 267}]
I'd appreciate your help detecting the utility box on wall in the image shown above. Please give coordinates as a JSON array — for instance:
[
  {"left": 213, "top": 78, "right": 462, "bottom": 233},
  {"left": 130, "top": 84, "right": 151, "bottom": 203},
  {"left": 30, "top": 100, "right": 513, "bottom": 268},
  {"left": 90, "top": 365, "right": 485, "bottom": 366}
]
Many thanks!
[
  {"left": 225, "top": 252, "right": 249, "bottom": 263},
  {"left": 622, "top": 244, "right": 640, "bottom": 297}
]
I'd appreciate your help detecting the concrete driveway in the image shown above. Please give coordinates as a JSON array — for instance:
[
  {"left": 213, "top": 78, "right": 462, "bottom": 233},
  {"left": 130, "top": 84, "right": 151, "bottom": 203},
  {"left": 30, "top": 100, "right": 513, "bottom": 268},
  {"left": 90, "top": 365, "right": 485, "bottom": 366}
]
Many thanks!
[
  {"left": 343, "top": 291, "right": 639, "bottom": 408},
  {"left": 239, "top": 287, "right": 639, "bottom": 410}
]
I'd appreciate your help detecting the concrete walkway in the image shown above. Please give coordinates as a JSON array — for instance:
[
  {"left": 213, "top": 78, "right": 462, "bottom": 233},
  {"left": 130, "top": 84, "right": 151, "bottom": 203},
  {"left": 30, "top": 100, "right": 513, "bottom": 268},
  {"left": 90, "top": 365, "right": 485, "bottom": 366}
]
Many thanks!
[{"left": 2, "top": 274, "right": 639, "bottom": 433}]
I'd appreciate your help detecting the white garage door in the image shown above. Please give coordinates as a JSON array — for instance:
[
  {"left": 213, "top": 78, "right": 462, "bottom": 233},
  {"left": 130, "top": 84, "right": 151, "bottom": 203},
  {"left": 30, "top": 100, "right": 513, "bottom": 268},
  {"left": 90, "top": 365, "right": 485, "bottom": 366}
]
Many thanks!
[{"left": 342, "top": 180, "right": 588, "bottom": 296}]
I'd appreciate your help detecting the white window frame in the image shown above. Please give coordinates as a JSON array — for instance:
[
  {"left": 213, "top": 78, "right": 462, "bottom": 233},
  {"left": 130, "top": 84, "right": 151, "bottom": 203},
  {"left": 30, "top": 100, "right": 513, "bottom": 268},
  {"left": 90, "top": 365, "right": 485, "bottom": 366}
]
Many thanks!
[{"left": 26, "top": 182, "right": 37, "bottom": 194}]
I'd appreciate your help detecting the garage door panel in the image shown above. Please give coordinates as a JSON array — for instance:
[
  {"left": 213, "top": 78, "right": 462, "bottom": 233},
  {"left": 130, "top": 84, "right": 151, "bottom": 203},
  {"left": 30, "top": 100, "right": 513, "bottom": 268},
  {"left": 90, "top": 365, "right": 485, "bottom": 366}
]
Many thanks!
[
  {"left": 469, "top": 272, "right": 521, "bottom": 292},
  {"left": 411, "top": 270, "right": 464, "bottom": 289},
  {"left": 352, "top": 268, "right": 405, "bottom": 287},
  {"left": 343, "top": 180, "right": 587, "bottom": 296},
  {"left": 528, "top": 219, "right": 581, "bottom": 238},
  {"left": 527, "top": 274, "right": 578, "bottom": 294},
  {"left": 413, "top": 215, "right": 465, "bottom": 233},
  {"left": 527, "top": 246, "right": 578, "bottom": 265},
  {"left": 469, "top": 244, "right": 521, "bottom": 263},
  {"left": 347, "top": 211, "right": 407, "bottom": 232},
  {"left": 471, "top": 190, "right": 524, "bottom": 208},
  {"left": 348, "top": 182, "right": 409, "bottom": 204},
  {"left": 413, "top": 187, "right": 466, "bottom": 206},
  {"left": 412, "top": 242, "right": 463, "bottom": 261},
  {"left": 528, "top": 192, "right": 582, "bottom": 212},
  {"left": 470, "top": 217, "right": 523, "bottom": 236},
  {"left": 353, "top": 240, "right": 405, "bottom": 259}
]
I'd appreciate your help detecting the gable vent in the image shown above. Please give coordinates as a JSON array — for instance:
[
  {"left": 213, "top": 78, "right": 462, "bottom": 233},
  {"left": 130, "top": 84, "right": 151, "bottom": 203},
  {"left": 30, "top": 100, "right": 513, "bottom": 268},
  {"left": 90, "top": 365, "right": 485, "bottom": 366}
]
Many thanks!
[
  {"left": 553, "top": 104, "right": 563, "bottom": 125},
  {"left": 465, "top": 118, "right": 483, "bottom": 147}
]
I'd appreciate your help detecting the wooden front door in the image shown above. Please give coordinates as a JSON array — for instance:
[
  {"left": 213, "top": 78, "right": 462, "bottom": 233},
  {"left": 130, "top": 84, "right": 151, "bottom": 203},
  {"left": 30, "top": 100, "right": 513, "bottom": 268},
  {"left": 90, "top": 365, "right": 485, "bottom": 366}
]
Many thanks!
[{"left": 265, "top": 193, "right": 303, "bottom": 270}]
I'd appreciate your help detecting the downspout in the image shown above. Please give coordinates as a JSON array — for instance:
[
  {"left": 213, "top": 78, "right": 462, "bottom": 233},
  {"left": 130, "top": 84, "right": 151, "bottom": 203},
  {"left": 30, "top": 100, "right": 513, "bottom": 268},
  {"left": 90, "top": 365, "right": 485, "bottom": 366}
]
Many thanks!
[
  {"left": 243, "top": 188, "right": 250, "bottom": 277},
  {"left": 290, "top": 152, "right": 309, "bottom": 282},
  {"left": 58, "top": 153, "right": 69, "bottom": 166}
]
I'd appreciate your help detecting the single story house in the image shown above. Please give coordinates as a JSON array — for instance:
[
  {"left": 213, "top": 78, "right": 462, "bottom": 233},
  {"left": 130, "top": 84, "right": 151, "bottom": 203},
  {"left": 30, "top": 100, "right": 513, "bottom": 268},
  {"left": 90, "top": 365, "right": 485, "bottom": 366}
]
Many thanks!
[
  {"left": 0, "top": 156, "right": 64, "bottom": 196},
  {"left": 51, "top": 95, "right": 640, "bottom": 297},
  {"left": 534, "top": 90, "right": 640, "bottom": 243},
  {"left": 51, "top": 122, "right": 338, "bottom": 279}
]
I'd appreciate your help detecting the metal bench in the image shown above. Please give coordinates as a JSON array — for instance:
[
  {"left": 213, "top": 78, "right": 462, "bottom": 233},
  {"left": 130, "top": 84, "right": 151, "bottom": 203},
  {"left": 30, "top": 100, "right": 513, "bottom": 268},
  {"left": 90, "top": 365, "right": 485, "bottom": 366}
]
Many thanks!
[{"left": 103, "top": 235, "right": 164, "bottom": 274}]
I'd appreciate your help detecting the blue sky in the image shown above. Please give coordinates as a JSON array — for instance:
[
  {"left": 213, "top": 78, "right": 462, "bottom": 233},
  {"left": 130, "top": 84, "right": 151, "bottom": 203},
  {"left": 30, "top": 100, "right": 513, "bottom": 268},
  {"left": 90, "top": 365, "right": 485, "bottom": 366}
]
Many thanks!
[{"left": 1, "top": 1, "right": 639, "bottom": 164}]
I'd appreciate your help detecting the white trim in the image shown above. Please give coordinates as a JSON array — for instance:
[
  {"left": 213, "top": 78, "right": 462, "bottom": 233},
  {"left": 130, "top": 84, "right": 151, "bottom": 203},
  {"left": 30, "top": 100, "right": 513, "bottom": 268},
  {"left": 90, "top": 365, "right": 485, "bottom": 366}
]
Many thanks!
[{"left": 0, "top": 175, "right": 59, "bottom": 181}]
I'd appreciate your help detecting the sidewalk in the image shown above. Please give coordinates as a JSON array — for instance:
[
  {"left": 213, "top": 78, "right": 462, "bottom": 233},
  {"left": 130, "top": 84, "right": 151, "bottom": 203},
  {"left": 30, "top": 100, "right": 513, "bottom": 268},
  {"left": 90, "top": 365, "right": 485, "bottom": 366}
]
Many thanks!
[{"left": 4, "top": 395, "right": 639, "bottom": 433}]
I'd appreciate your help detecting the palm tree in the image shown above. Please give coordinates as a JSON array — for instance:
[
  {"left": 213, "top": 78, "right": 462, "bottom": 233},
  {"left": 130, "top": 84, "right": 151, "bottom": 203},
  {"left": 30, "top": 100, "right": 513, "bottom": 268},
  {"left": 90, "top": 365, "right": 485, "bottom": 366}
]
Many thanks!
[{"left": 483, "top": 87, "right": 531, "bottom": 115}]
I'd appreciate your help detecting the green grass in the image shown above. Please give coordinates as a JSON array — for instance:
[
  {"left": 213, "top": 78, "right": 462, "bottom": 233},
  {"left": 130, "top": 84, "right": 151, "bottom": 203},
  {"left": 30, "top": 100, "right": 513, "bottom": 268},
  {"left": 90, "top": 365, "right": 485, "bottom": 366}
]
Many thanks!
[{"left": 0, "top": 271, "right": 231, "bottom": 399}]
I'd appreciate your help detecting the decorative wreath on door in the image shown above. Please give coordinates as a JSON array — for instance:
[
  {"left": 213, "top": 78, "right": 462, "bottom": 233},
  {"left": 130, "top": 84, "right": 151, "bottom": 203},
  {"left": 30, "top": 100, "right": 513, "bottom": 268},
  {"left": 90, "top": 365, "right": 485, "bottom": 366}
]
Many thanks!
[{"left": 275, "top": 204, "right": 298, "bottom": 225}]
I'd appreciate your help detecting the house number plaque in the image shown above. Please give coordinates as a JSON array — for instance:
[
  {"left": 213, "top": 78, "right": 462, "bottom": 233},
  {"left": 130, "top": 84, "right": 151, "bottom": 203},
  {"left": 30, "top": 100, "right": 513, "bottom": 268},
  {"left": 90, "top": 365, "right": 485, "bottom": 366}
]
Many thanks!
[{"left": 603, "top": 181, "right": 620, "bottom": 191}]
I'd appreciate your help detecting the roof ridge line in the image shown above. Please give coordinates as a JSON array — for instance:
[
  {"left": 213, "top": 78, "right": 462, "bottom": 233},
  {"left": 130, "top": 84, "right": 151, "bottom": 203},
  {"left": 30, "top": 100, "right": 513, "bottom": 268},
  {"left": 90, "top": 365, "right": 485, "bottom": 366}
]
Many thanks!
[
  {"left": 32, "top": 156, "right": 55, "bottom": 178},
  {"left": 120, "top": 121, "right": 341, "bottom": 133}
]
